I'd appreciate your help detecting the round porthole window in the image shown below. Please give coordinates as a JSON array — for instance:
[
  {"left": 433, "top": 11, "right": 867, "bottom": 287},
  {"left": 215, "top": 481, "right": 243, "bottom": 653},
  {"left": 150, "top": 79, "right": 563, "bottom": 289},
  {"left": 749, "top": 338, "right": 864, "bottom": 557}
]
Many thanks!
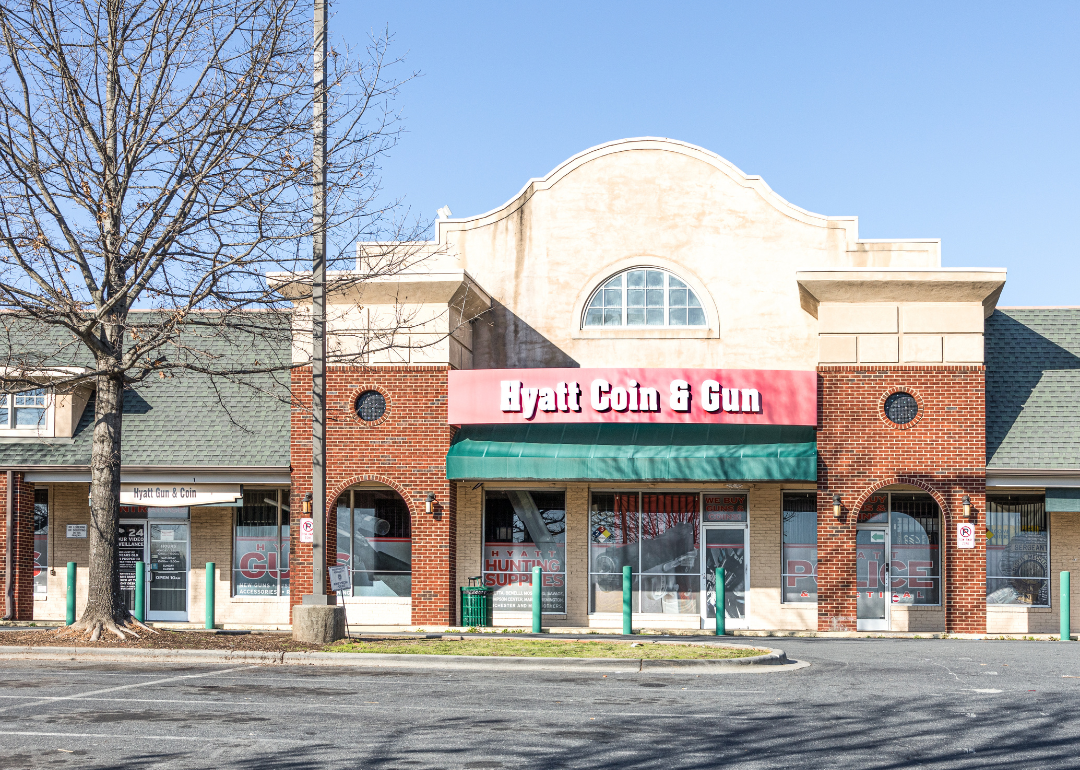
[
  {"left": 355, "top": 390, "right": 386, "bottom": 422},
  {"left": 884, "top": 392, "right": 918, "bottom": 425}
]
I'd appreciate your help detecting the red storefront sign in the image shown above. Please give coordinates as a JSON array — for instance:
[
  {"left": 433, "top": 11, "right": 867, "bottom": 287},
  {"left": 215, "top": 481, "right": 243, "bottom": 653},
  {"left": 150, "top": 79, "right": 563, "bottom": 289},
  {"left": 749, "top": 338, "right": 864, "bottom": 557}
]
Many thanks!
[{"left": 448, "top": 367, "right": 817, "bottom": 426}]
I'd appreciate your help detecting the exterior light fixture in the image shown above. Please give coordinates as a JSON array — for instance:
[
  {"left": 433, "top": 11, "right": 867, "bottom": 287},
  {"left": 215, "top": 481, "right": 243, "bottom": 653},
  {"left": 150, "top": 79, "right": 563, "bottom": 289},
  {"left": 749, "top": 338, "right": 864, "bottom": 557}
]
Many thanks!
[
  {"left": 426, "top": 493, "right": 436, "bottom": 514},
  {"left": 962, "top": 494, "right": 972, "bottom": 519},
  {"left": 832, "top": 492, "right": 842, "bottom": 518},
  {"left": 302, "top": 492, "right": 312, "bottom": 515}
]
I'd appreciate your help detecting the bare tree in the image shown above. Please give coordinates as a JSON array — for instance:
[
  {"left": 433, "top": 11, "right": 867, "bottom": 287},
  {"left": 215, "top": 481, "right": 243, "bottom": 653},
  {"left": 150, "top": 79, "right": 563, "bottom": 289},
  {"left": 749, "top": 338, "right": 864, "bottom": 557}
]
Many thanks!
[{"left": 0, "top": 0, "right": 433, "bottom": 640}]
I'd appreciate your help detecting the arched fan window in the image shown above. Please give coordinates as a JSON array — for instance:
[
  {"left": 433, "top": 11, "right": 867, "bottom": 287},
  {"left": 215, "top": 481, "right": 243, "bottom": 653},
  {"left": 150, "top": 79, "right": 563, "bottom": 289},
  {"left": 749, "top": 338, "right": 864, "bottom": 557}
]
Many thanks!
[{"left": 583, "top": 268, "right": 706, "bottom": 328}]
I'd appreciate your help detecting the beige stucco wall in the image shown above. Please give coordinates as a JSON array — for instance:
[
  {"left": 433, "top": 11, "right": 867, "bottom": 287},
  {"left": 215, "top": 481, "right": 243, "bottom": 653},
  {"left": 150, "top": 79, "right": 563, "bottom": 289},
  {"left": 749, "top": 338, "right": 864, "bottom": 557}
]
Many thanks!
[
  {"left": 818, "top": 301, "right": 986, "bottom": 365},
  {"left": 436, "top": 139, "right": 940, "bottom": 371}
]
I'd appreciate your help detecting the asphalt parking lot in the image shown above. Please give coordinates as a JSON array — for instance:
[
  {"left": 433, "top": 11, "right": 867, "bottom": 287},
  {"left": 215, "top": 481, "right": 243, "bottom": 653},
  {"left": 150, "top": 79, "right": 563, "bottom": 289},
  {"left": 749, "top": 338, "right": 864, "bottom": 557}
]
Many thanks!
[{"left": 0, "top": 636, "right": 1078, "bottom": 769}]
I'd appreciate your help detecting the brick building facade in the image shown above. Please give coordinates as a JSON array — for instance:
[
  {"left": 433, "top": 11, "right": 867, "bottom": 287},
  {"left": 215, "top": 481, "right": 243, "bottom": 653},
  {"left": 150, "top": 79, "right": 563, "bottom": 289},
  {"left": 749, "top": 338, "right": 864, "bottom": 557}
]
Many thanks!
[{"left": 1, "top": 139, "right": 1076, "bottom": 635}]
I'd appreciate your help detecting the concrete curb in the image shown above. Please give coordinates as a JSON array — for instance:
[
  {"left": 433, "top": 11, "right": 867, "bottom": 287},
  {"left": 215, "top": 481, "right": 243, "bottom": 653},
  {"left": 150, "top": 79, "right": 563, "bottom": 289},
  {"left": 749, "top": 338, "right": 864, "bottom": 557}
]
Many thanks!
[{"left": 0, "top": 644, "right": 798, "bottom": 672}]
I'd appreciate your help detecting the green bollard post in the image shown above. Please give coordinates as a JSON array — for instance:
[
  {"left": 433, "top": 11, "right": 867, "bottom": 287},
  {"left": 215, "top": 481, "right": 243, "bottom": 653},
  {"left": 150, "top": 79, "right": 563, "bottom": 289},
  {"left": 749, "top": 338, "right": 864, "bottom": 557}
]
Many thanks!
[
  {"left": 205, "top": 562, "right": 216, "bottom": 630},
  {"left": 622, "top": 564, "right": 632, "bottom": 635},
  {"left": 1062, "top": 571, "right": 1071, "bottom": 641},
  {"left": 531, "top": 565, "right": 542, "bottom": 633},
  {"left": 65, "top": 562, "right": 76, "bottom": 625},
  {"left": 716, "top": 567, "right": 726, "bottom": 636},
  {"left": 134, "top": 561, "right": 145, "bottom": 623}
]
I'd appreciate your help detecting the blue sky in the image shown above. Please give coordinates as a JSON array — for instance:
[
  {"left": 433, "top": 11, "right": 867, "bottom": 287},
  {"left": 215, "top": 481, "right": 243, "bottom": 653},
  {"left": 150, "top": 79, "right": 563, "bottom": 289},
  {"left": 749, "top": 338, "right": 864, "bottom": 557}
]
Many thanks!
[{"left": 336, "top": 1, "right": 1079, "bottom": 306}]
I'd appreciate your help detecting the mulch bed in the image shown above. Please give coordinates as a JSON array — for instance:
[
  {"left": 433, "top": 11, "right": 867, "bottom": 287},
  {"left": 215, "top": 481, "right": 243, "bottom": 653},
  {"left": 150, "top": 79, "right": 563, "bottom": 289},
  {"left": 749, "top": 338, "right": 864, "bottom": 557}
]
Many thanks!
[{"left": 0, "top": 628, "right": 326, "bottom": 652}]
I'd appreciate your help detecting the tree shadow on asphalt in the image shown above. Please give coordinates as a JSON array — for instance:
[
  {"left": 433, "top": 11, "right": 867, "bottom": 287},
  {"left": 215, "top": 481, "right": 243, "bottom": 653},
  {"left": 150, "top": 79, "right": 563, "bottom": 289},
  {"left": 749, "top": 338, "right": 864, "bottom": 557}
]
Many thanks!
[
  {"left": 79, "top": 690, "right": 1070, "bottom": 770},
  {"left": 338, "top": 692, "right": 1075, "bottom": 770}
]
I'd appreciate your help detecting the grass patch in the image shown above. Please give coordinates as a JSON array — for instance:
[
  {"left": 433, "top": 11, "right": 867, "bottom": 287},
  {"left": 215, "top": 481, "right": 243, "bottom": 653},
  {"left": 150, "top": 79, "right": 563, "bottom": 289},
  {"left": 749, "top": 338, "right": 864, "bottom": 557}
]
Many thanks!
[{"left": 326, "top": 638, "right": 765, "bottom": 659}]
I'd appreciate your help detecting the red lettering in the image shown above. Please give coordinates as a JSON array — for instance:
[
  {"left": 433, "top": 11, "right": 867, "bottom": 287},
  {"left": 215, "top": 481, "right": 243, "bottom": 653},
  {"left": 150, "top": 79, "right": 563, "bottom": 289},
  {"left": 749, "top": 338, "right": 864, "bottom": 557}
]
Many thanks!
[
  {"left": 907, "top": 560, "right": 934, "bottom": 588},
  {"left": 864, "top": 560, "right": 879, "bottom": 589},
  {"left": 785, "top": 560, "right": 814, "bottom": 587},
  {"left": 240, "top": 552, "right": 267, "bottom": 580}
]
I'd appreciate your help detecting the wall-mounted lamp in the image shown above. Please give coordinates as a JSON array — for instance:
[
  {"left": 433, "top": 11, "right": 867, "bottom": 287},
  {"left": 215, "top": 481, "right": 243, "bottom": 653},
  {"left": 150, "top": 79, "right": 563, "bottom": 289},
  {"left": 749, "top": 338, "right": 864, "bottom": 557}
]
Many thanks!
[
  {"left": 962, "top": 494, "right": 972, "bottom": 519},
  {"left": 832, "top": 492, "right": 842, "bottom": 518},
  {"left": 426, "top": 492, "right": 436, "bottom": 515},
  {"left": 302, "top": 492, "right": 312, "bottom": 515}
]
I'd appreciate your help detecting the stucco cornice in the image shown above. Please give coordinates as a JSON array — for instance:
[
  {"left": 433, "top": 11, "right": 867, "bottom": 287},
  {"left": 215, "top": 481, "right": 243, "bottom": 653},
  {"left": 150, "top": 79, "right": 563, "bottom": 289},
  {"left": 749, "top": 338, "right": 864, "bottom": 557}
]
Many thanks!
[{"left": 435, "top": 137, "right": 860, "bottom": 242}]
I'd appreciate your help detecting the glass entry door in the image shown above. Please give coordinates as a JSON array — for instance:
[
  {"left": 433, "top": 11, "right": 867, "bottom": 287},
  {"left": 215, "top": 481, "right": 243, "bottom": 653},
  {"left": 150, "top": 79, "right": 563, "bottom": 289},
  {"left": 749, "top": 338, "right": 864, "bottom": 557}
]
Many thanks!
[
  {"left": 148, "top": 523, "right": 189, "bottom": 621},
  {"left": 703, "top": 527, "right": 748, "bottom": 629},
  {"left": 118, "top": 522, "right": 146, "bottom": 613},
  {"left": 856, "top": 528, "right": 889, "bottom": 631}
]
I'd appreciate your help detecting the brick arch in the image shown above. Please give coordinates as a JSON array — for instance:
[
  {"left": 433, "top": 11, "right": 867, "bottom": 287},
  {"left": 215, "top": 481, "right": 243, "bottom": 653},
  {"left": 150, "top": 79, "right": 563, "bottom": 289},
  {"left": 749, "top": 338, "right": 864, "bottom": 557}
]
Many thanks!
[
  {"left": 326, "top": 474, "right": 418, "bottom": 520},
  {"left": 851, "top": 476, "right": 953, "bottom": 522}
]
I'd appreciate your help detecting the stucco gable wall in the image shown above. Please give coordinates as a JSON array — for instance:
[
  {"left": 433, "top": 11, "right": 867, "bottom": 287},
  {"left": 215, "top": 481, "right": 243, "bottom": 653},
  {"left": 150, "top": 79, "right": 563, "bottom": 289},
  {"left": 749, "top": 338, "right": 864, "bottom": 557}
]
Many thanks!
[{"left": 442, "top": 141, "right": 895, "bottom": 371}]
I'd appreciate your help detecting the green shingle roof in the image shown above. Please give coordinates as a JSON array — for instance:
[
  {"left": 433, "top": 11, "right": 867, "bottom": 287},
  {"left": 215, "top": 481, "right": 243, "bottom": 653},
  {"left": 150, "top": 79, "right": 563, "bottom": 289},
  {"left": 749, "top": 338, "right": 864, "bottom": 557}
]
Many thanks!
[
  {"left": 0, "top": 315, "right": 291, "bottom": 468},
  {"left": 986, "top": 308, "right": 1080, "bottom": 470}
]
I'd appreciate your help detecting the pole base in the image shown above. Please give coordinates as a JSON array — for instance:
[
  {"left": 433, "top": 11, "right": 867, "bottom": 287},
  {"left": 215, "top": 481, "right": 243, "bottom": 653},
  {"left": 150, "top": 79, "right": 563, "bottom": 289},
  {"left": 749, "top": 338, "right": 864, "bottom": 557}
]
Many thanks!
[
  {"left": 301, "top": 593, "right": 338, "bottom": 606},
  {"left": 292, "top": 604, "right": 347, "bottom": 644}
]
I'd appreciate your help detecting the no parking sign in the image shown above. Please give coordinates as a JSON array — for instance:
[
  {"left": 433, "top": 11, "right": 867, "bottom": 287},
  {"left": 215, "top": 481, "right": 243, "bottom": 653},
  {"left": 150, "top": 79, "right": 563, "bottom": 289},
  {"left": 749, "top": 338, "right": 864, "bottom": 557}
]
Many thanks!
[
  {"left": 300, "top": 517, "right": 314, "bottom": 543},
  {"left": 957, "top": 522, "right": 975, "bottom": 549}
]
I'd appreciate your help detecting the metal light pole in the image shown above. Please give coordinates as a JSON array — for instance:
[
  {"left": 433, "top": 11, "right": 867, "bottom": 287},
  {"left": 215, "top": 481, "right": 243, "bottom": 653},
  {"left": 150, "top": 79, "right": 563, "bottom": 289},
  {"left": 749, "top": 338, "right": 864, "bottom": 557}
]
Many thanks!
[{"left": 304, "top": 0, "right": 333, "bottom": 609}]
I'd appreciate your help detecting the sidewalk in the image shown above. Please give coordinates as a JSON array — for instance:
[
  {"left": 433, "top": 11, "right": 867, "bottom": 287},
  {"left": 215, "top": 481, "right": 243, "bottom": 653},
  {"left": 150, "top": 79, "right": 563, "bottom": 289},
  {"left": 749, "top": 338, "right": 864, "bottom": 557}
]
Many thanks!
[{"left": 2, "top": 619, "right": 1073, "bottom": 641}]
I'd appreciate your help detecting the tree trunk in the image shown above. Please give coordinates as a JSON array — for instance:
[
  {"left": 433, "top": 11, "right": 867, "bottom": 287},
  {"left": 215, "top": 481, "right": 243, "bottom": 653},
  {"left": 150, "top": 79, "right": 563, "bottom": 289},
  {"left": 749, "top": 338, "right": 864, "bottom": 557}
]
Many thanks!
[{"left": 67, "top": 369, "right": 150, "bottom": 640}]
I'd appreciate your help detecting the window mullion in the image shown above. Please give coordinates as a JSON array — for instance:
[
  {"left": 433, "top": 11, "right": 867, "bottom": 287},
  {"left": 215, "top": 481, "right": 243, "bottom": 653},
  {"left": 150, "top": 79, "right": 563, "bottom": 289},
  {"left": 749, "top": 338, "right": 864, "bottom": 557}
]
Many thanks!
[
  {"left": 622, "top": 275, "right": 627, "bottom": 327},
  {"left": 663, "top": 273, "right": 668, "bottom": 328}
]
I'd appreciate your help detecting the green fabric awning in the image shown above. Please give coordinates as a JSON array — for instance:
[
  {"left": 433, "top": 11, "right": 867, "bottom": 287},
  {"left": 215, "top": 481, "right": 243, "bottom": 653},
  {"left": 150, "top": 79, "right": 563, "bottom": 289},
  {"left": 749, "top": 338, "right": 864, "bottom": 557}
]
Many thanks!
[{"left": 447, "top": 424, "right": 817, "bottom": 482}]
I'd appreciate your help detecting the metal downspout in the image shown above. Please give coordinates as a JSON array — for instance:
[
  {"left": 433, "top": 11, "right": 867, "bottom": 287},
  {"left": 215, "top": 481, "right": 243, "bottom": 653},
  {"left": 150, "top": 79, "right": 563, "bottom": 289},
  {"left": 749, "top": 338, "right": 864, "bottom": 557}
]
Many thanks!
[{"left": 4, "top": 470, "right": 13, "bottom": 620}]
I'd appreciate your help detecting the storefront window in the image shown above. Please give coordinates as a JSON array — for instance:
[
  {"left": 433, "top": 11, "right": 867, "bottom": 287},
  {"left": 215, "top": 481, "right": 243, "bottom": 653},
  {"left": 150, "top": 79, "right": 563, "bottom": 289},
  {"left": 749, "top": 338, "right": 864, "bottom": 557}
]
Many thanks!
[
  {"left": 986, "top": 495, "right": 1048, "bottom": 606},
  {"left": 890, "top": 494, "right": 941, "bottom": 606},
  {"left": 233, "top": 489, "right": 290, "bottom": 596},
  {"left": 589, "top": 492, "right": 700, "bottom": 614},
  {"left": 336, "top": 489, "right": 412, "bottom": 598},
  {"left": 782, "top": 492, "right": 816, "bottom": 603},
  {"left": 856, "top": 491, "right": 941, "bottom": 606},
  {"left": 640, "top": 493, "right": 699, "bottom": 614},
  {"left": 589, "top": 493, "right": 638, "bottom": 612},
  {"left": 483, "top": 490, "right": 566, "bottom": 613},
  {"left": 33, "top": 488, "right": 48, "bottom": 596}
]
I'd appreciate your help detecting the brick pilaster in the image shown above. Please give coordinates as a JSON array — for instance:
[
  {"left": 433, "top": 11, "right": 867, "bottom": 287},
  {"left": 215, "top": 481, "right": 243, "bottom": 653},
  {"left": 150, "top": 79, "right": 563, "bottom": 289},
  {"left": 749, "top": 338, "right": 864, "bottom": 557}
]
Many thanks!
[
  {"left": 816, "top": 366, "right": 986, "bottom": 634},
  {"left": 290, "top": 366, "right": 458, "bottom": 626},
  {"left": 0, "top": 473, "right": 36, "bottom": 620}
]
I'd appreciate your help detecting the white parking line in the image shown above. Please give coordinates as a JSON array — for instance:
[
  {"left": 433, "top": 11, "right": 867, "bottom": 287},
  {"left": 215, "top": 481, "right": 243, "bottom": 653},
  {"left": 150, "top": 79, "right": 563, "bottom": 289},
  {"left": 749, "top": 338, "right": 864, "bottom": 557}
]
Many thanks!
[
  {"left": 0, "top": 730, "right": 297, "bottom": 743},
  {"left": 0, "top": 665, "right": 259, "bottom": 714}
]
